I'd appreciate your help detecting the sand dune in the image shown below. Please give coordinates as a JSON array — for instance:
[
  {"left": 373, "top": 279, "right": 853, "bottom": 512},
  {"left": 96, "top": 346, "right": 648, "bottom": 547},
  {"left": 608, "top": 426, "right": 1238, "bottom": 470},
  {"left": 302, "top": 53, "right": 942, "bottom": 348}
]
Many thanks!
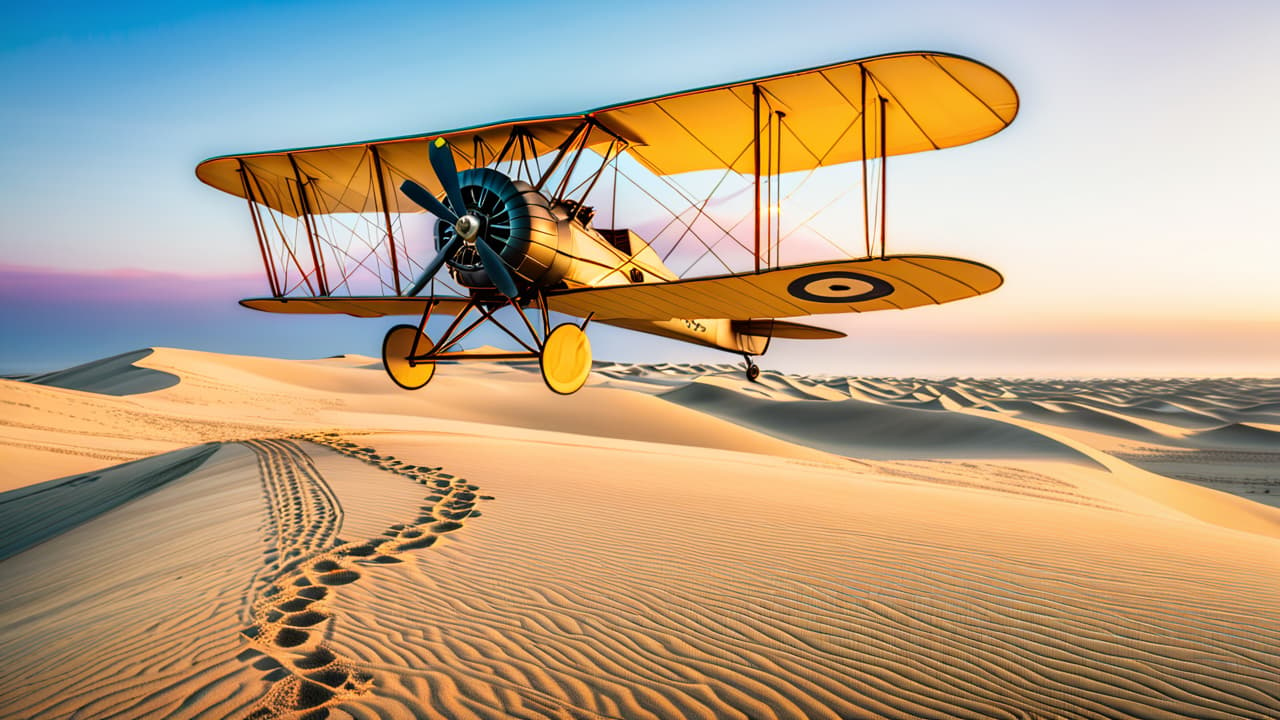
[
  {"left": 1190, "top": 422, "right": 1280, "bottom": 450},
  {"left": 661, "top": 378, "right": 1099, "bottom": 463},
  {"left": 24, "top": 348, "right": 180, "bottom": 396},
  {"left": 1, "top": 350, "right": 1278, "bottom": 718}
]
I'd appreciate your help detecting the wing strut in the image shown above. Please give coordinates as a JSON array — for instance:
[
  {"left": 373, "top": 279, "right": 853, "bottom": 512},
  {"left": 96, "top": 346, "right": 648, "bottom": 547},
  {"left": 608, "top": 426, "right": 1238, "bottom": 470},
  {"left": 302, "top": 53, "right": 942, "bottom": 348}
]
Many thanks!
[
  {"left": 753, "top": 83, "right": 762, "bottom": 273},
  {"left": 750, "top": 86, "right": 789, "bottom": 272},
  {"left": 369, "top": 145, "right": 403, "bottom": 296},
  {"left": 879, "top": 94, "right": 889, "bottom": 259},
  {"left": 772, "top": 109, "right": 786, "bottom": 267},
  {"left": 237, "top": 159, "right": 281, "bottom": 298},
  {"left": 533, "top": 122, "right": 588, "bottom": 194},
  {"left": 287, "top": 154, "right": 331, "bottom": 296},
  {"left": 860, "top": 69, "right": 891, "bottom": 259},
  {"left": 860, "top": 66, "right": 871, "bottom": 257}
]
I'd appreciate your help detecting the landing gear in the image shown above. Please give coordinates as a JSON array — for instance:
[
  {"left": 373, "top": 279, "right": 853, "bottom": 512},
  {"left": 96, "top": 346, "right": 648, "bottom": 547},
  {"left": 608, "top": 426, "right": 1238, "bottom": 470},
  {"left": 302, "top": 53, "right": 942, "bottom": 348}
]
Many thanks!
[
  {"left": 744, "top": 356, "right": 761, "bottom": 382},
  {"left": 382, "top": 324, "right": 436, "bottom": 390},
  {"left": 540, "top": 322, "right": 592, "bottom": 395},
  {"left": 380, "top": 296, "right": 594, "bottom": 396}
]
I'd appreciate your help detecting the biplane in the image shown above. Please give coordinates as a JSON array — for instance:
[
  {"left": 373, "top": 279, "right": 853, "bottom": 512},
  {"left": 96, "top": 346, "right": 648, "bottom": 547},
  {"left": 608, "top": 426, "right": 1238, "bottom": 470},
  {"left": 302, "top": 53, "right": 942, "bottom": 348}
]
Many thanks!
[{"left": 196, "top": 51, "right": 1018, "bottom": 394}]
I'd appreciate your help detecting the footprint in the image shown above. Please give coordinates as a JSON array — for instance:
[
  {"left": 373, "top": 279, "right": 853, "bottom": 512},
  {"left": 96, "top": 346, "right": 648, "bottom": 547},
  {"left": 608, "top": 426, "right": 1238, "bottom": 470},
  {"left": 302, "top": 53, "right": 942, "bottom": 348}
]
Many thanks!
[
  {"left": 246, "top": 433, "right": 491, "bottom": 717},
  {"left": 297, "top": 586, "right": 328, "bottom": 600},
  {"left": 305, "top": 668, "right": 350, "bottom": 688},
  {"left": 395, "top": 535, "right": 437, "bottom": 551},
  {"left": 274, "top": 628, "right": 309, "bottom": 648},
  {"left": 293, "top": 647, "right": 336, "bottom": 670},
  {"left": 277, "top": 597, "right": 314, "bottom": 612},
  {"left": 340, "top": 542, "right": 379, "bottom": 557},
  {"left": 295, "top": 680, "right": 335, "bottom": 709},
  {"left": 284, "top": 611, "right": 329, "bottom": 628},
  {"left": 317, "top": 570, "right": 360, "bottom": 586}
]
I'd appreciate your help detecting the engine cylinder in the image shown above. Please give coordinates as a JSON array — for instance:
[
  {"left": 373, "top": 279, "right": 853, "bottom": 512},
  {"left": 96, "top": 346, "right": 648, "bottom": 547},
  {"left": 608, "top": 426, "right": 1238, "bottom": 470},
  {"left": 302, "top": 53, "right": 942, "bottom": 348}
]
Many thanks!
[{"left": 435, "top": 168, "right": 571, "bottom": 293}]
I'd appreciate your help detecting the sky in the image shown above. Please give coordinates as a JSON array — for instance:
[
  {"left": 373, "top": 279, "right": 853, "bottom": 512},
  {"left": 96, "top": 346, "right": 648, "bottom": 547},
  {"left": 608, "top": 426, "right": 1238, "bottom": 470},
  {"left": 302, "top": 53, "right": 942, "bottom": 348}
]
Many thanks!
[{"left": 2, "top": 0, "right": 1278, "bottom": 376}]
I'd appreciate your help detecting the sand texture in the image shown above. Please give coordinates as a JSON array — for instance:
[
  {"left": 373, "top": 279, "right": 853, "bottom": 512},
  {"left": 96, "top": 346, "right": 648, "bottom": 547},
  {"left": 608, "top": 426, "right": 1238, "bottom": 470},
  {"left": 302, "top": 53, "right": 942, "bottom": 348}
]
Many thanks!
[{"left": 1, "top": 348, "right": 1278, "bottom": 719}]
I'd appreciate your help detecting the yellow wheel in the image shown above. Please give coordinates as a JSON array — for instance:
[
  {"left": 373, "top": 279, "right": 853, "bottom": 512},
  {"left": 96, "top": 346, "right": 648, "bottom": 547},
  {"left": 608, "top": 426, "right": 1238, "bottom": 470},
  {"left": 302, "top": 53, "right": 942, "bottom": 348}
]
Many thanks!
[
  {"left": 540, "top": 323, "right": 592, "bottom": 395},
  {"left": 382, "top": 324, "right": 435, "bottom": 390}
]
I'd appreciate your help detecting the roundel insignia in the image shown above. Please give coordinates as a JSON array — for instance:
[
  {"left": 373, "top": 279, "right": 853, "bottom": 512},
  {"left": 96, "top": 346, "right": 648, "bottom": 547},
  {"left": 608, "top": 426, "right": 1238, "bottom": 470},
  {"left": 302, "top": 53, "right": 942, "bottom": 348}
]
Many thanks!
[{"left": 786, "top": 271, "right": 894, "bottom": 303}]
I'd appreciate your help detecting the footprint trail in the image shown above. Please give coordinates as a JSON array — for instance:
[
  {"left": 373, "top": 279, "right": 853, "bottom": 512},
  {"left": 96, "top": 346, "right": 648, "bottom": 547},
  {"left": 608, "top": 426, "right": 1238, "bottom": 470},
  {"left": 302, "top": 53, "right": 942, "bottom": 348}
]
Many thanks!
[{"left": 239, "top": 433, "right": 491, "bottom": 718}]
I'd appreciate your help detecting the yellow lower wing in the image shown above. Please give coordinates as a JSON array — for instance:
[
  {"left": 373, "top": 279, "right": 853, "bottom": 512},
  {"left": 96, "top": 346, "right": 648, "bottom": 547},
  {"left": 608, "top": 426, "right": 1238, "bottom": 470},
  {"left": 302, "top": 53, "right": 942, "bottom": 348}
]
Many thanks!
[
  {"left": 546, "top": 255, "right": 1001, "bottom": 321},
  {"left": 239, "top": 296, "right": 471, "bottom": 317}
]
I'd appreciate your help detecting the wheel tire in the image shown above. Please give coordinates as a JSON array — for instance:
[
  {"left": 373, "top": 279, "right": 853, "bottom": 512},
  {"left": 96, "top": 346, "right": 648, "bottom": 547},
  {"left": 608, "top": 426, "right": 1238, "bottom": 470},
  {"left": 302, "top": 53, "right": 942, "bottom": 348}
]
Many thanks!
[
  {"left": 746, "top": 363, "right": 761, "bottom": 382},
  {"left": 540, "top": 323, "right": 592, "bottom": 395},
  {"left": 382, "top": 324, "right": 435, "bottom": 390}
]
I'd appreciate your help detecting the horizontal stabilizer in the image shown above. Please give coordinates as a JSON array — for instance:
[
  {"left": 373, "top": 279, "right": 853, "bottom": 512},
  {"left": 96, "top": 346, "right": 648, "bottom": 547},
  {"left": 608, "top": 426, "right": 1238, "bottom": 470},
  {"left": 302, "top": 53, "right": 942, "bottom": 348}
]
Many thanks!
[{"left": 733, "top": 319, "right": 846, "bottom": 340}]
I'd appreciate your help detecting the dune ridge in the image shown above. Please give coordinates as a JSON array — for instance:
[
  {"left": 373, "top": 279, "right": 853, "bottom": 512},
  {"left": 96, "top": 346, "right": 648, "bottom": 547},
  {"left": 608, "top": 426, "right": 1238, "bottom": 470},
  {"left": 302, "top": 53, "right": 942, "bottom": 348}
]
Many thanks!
[
  {"left": 0, "top": 443, "right": 218, "bottom": 561},
  {"left": 0, "top": 446, "right": 270, "bottom": 718},
  {"left": 24, "top": 348, "right": 180, "bottom": 396}
]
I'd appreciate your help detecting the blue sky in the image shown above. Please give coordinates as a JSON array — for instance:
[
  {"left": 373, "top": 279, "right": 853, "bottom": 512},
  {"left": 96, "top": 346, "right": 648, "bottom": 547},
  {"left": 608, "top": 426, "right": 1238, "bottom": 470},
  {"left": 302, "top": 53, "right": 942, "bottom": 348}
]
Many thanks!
[{"left": 2, "top": 0, "right": 1278, "bottom": 375}]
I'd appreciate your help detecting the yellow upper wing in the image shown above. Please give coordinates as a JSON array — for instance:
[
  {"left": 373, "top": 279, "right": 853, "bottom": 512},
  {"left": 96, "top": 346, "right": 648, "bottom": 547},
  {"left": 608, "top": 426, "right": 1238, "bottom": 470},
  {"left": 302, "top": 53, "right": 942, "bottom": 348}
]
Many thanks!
[
  {"left": 196, "top": 116, "right": 591, "bottom": 218},
  {"left": 196, "top": 52, "right": 1017, "bottom": 217},
  {"left": 546, "top": 256, "right": 1002, "bottom": 321},
  {"left": 594, "top": 51, "right": 1018, "bottom": 176}
]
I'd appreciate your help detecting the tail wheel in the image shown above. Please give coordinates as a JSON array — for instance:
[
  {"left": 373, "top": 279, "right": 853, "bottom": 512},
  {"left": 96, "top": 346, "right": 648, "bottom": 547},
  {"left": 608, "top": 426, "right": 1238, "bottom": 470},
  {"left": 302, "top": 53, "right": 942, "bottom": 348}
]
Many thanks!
[
  {"left": 745, "top": 360, "right": 761, "bottom": 382},
  {"left": 540, "top": 323, "right": 592, "bottom": 395},
  {"left": 382, "top": 324, "right": 435, "bottom": 390}
]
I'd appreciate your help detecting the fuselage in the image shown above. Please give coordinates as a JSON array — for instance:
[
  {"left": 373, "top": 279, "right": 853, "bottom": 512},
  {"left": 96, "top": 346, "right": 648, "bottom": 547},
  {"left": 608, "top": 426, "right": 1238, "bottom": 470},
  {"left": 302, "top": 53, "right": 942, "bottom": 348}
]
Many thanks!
[{"left": 441, "top": 169, "right": 769, "bottom": 356}]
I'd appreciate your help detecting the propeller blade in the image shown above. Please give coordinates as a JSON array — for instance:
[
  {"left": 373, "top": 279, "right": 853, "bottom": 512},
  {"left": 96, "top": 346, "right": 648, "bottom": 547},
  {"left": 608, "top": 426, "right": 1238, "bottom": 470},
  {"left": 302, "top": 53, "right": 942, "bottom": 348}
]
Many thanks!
[
  {"left": 473, "top": 236, "right": 519, "bottom": 299},
  {"left": 428, "top": 137, "right": 468, "bottom": 216},
  {"left": 405, "top": 235, "right": 461, "bottom": 297},
  {"left": 400, "top": 179, "right": 458, "bottom": 224}
]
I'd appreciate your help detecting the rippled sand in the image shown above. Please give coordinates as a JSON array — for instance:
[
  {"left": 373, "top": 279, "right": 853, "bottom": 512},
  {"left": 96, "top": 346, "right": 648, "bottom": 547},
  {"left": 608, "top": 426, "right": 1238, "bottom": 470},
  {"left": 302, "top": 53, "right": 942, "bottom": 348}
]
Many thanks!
[{"left": 1, "top": 349, "right": 1277, "bottom": 718}]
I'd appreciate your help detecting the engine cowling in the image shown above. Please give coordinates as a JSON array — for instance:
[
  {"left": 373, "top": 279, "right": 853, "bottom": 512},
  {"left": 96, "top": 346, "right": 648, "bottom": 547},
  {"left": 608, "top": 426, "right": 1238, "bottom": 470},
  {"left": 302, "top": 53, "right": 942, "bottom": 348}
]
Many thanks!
[{"left": 435, "top": 168, "right": 573, "bottom": 293}]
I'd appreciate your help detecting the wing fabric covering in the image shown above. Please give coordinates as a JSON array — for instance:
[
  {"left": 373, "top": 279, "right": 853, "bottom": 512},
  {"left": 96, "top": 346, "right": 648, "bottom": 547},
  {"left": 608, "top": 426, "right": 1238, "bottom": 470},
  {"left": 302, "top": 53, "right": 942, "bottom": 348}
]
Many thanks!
[
  {"left": 239, "top": 297, "right": 472, "bottom": 318},
  {"left": 196, "top": 116, "right": 592, "bottom": 218},
  {"left": 195, "top": 52, "right": 1017, "bottom": 216},
  {"left": 594, "top": 52, "right": 1018, "bottom": 176},
  {"left": 546, "top": 256, "right": 1002, "bottom": 322}
]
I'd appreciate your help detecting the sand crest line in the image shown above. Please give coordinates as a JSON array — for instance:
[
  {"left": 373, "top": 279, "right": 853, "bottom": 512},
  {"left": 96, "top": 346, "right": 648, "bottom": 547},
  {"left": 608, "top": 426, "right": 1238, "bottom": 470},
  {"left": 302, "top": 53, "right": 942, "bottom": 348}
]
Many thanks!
[{"left": 238, "top": 433, "right": 491, "bottom": 718}]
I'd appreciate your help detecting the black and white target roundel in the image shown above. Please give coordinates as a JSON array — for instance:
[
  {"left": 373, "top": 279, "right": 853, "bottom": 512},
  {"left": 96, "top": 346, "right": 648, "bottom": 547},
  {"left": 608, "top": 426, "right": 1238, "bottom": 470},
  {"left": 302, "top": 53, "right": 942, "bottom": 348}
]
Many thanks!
[{"left": 786, "top": 271, "right": 893, "bottom": 303}]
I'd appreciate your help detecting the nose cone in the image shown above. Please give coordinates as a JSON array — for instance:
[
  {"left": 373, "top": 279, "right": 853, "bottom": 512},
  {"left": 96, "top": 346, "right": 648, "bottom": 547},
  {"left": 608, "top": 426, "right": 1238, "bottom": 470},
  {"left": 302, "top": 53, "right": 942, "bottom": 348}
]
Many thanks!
[{"left": 455, "top": 215, "right": 481, "bottom": 243}]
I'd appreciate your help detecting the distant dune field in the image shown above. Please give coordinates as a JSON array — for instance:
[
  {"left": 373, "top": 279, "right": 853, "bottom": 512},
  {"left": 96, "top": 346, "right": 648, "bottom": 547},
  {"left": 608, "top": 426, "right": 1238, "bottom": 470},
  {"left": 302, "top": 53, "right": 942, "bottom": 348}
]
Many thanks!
[{"left": 1, "top": 348, "right": 1277, "bottom": 719}]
